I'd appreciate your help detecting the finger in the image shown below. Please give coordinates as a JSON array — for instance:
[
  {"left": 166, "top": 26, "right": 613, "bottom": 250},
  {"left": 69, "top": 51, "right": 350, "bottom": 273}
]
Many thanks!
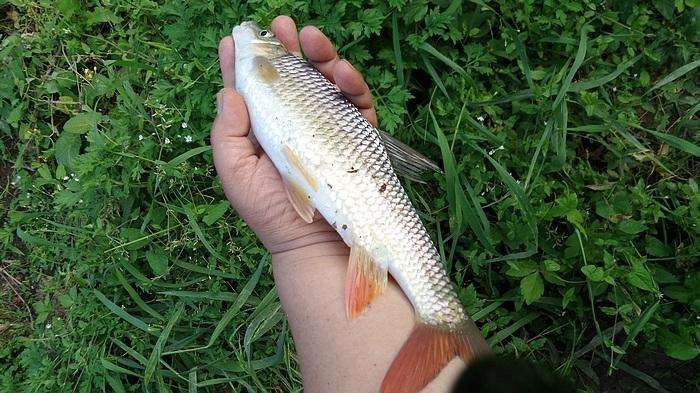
[
  {"left": 219, "top": 36, "right": 235, "bottom": 88},
  {"left": 211, "top": 88, "right": 254, "bottom": 152},
  {"left": 271, "top": 15, "right": 301, "bottom": 56},
  {"left": 334, "top": 59, "right": 377, "bottom": 127},
  {"left": 299, "top": 26, "right": 339, "bottom": 81},
  {"left": 360, "top": 108, "right": 378, "bottom": 128}
]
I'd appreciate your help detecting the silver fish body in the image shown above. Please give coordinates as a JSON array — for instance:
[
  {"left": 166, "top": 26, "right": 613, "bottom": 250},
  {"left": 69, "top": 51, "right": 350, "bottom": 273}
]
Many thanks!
[{"left": 234, "top": 29, "right": 464, "bottom": 328}]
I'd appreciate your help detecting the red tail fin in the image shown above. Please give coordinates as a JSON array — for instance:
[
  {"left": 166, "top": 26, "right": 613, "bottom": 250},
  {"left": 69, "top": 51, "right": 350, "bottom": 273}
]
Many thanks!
[{"left": 381, "top": 321, "right": 491, "bottom": 393}]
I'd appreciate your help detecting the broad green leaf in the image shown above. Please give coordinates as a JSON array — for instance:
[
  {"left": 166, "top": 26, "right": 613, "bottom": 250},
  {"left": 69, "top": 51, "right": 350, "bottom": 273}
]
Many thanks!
[
  {"left": 63, "top": 111, "right": 100, "bottom": 134},
  {"left": 521, "top": 272, "right": 544, "bottom": 304},
  {"left": 146, "top": 246, "right": 169, "bottom": 276},
  {"left": 54, "top": 132, "right": 81, "bottom": 168}
]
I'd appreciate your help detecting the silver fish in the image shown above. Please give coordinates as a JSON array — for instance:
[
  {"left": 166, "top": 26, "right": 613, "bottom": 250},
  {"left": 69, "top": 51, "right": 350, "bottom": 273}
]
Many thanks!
[{"left": 231, "top": 21, "right": 491, "bottom": 392}]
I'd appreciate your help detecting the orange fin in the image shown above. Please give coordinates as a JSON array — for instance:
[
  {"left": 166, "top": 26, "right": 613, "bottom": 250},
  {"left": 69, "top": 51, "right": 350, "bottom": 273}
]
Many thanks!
[
  {"left": 283, "top": 179, "right": 315, "bottom": 224},
  {"left": 283, "top": 145, "right": 318, "bottom": 191},
  {"left": 345, "top": 244, "right": 387, "bottom": 319},
  {"left": 381, "top": 321, "right": 491, "bottom": 393}
]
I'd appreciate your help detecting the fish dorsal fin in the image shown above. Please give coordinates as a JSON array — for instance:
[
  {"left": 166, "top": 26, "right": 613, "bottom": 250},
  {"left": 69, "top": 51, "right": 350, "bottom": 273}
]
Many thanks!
[
  {"left": 282, "top": 179, "right": 315, "bottom": 224},
  {"left": 345, "top": 244, "right": 388, "bottom": 319},
  {"left": 379, "top": 130, "right": 441, "bottom": 183}
]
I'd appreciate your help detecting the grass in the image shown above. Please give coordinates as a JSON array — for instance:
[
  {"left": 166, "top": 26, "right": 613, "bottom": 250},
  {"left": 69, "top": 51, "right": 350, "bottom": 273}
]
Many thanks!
[{"left": 1, "top": 0, "right": 699, "bottom": 392}]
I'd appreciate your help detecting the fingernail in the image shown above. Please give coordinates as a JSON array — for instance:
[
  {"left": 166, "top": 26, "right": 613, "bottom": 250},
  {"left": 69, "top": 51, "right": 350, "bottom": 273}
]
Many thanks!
[
  {"left": 343, "top": 59, "right": 357, "bottom": 72},
  {"left": 216, "top": 88, "right": 225, "bottom": 114}
]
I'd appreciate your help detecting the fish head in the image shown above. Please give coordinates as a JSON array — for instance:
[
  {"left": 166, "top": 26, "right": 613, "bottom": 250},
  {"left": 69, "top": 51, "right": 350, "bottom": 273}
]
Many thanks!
[{"left": 232, "top": 21, "right": 287, "bottom": 70}]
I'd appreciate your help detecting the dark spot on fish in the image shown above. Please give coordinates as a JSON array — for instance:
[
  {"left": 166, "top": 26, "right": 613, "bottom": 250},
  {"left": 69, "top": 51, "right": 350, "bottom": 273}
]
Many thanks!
[
  {"left": 347, "top": 166, "right": 358, "bottom": 173},
  {"left": 331, "top": 222, "right": 337, "bottom": 229},
  {"left": 327, "top": 183, "right": 333, "bottom": 189},
  {"left": 342, "top": 224, "right": 347, "bottom": 230},
  {"left": 379, "top": 183, "right": 387, "bottom": 193}
]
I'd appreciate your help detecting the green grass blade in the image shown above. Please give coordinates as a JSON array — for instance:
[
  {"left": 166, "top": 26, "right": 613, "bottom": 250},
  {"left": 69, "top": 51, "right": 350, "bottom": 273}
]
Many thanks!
[
  {"left": 647, "top": 59, "right": 700, "bottom": 93},
  {"left": 101, "top": 358, "right": 140, "bottom": 377},
  {"left": 464, "top": 114, "right": 502, "bottom": 144},
  {"left": 207, "top": 254, "right": 267, "bottom": 347},
  {"left": 624, "top": 122, "right": 700, "bottom": 157},
  {"left": 173, "top": 259, "right": 238, "bottom": 279},
  {"left": 470, "top": 300, "right": 503, "bottom": 321},
  {"left": 164, "top": 145, "right": 211, "bottom": 168},
  {"left": 488, "top": 313, "right": 539, "bottom": 346},
  {"left": 675, "top": 101, "right": 700, "bottom": 132},
  {"left": 160, "top": 291, "right": 238, "bottom": 302},
  {"left": 552, "top": 25, "right": 590, "bottom": 110},
  {"left": 391, "top": 13, "right": 404, "bottom": 86},
  {"left": 144, "top": 302, "right": 185, "bottom": 384},
  {"left": 188, "top": 371, "right": 197, "bottom": 393},
  {"left": 422, "top": 55, "right": 449, "bottom": 97},
  {"left": 430, "top": 109, "right": 495, "bottom": 255},
  {"left": 613, "top": 300, "right": 660, "bottom": 367},
  {"left": 183, "top": 205, "right": 228, "bottom": 263},
  {"left": 94, "top": 289, "right": 157, "bottom": 335},
  {"left": 419, "top": 42, "right": 466, "bottom": 75},
  {"left": 470, "top": 143, "right": 538, "bottom": 241},
  {"left": 111, "top": 337, "right": 148, "bottom": 365},
  {"left": 514, "top": 32, "right": 535, "bottom": 91},
  {"left": 570, "top": 54, "right": 642, "bottom": 92},
  {"left": 472, "top": 89, "right": 534, "bottom": 107},
  {"left": 114, "top": 269, "right": 164, "bottom": 321}
]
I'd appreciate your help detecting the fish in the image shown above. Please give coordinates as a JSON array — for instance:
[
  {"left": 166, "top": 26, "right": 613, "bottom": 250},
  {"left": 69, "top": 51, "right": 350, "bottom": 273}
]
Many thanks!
[{"left": 231, "top": 21, "right": 492, "bottom": 392}]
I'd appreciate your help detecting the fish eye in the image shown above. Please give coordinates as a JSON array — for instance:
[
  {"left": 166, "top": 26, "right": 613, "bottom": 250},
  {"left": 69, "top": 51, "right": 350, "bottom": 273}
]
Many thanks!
[{"left": 259, "top": 30, "right": 273, "bottom": 38}]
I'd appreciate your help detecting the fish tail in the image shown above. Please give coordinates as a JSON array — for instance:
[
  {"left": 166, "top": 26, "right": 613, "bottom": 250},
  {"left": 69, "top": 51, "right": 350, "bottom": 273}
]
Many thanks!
[{"left": 381, "top": 320, "right": 491, "bottom": 393}]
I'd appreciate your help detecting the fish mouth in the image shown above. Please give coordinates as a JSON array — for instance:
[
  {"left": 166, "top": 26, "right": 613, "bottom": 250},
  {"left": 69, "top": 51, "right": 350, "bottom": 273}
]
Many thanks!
[{"left": 233, "top": 20, "right": 262, "bottom": 36}]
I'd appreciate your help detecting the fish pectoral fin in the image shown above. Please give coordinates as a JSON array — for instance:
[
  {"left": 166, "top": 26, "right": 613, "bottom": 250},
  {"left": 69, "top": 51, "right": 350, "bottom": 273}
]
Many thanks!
[
  {"left": 379, "top": 130, "right": 441, "bottom": 183},
  {"left": 283, "top": 145, "right": 318, "bottom": 191},
  {"left": 282, "top": 179, "right": 315, "bottom": 224},
  {"left": 345, "top": 244, "right": 388, "bottom": 319}
]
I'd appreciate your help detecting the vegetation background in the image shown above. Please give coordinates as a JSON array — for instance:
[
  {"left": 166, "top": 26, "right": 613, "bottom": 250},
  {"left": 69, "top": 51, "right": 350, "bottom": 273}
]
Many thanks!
[{"left": 1, "top": 0, "right": 698, "bottom": 391}]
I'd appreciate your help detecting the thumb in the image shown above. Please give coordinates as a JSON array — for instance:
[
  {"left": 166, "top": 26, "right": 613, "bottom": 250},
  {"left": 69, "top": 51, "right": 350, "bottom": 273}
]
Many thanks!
[{"left": 211, "top": 88, "right": 258, "bottom": 179}]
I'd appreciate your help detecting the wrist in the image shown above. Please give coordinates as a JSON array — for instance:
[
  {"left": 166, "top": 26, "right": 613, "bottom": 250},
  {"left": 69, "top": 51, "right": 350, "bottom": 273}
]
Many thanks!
[{"left": 271, "top": 239, "right": 349, "bottom": 267}]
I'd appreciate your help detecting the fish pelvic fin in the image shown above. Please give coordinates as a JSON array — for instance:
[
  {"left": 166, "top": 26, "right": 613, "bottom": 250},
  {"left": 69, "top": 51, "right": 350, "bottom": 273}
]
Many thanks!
[
  {"left": 381, "top": 320, "right": 492, "bottom": 393},
  {"left": 282, "top": 179, "right": 315, "bottom": 224},
  {"left": 345, "top": 244, "right": 387, "bottom": 319}
]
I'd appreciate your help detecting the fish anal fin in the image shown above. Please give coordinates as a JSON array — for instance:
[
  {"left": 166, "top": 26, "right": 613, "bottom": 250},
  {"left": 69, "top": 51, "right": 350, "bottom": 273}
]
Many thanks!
[
  {"left": 282, "top": 145, "right": 318, "bottom": 191},
  {"left": 345, "top": 244, "right": 387, "bottom": 319},
  {"left": 381, "top": 320, "right": 492, "bottom": 393},
  {"left": 379, "top": 130, "right": 441, "bottom": 183},
  {"left": 283, "top": 179, "right": 315, "bottom": 224}
]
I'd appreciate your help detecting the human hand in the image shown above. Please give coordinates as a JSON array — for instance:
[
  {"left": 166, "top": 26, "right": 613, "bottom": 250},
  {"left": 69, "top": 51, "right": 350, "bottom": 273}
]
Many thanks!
[{"left": 211, "top": 16, "right": 377, "bottom": 257}]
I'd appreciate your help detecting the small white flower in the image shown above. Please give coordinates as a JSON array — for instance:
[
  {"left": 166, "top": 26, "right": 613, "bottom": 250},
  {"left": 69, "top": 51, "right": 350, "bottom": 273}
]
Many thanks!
[
  {"left": 79, "top": 199, "right": 83, "bottom": 203},
  {"left": 164, "top": 138, "right": 171, "bottom": 144},
  {"left": 46, "top": 324, "right": 52, "bottom": 329},
  {"left": 74, "top": 178, "right": 79, "bottom": 182},
  {"left": 63, "top": 176, "right": 69, "bottom": 181},
  {"left": 70, "top": 173, "right": 75, "bottom": 178},
  {"left": 612, "top": 86, "right": 617, "bottom": 92},
  {"left": 138, "top": 134, "right": 144, "bottom": 141},
  {"left": 184, "top": 135, "right": 193, "bottom": 143},
  {"left": 477, "top": 116, "right": 485, "bottom": 122},
  {"left": 181, "top": 122, "right": 188, "bottom": 129},
  {"left": 633, "top": 73, "right": 638, "bottom": 78}
]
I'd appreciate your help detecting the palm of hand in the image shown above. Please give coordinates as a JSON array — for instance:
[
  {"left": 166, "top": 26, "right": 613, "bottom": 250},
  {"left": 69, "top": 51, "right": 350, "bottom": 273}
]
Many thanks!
[{"left": 212, "top": 16, "right": 377, "bottom": 254}]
